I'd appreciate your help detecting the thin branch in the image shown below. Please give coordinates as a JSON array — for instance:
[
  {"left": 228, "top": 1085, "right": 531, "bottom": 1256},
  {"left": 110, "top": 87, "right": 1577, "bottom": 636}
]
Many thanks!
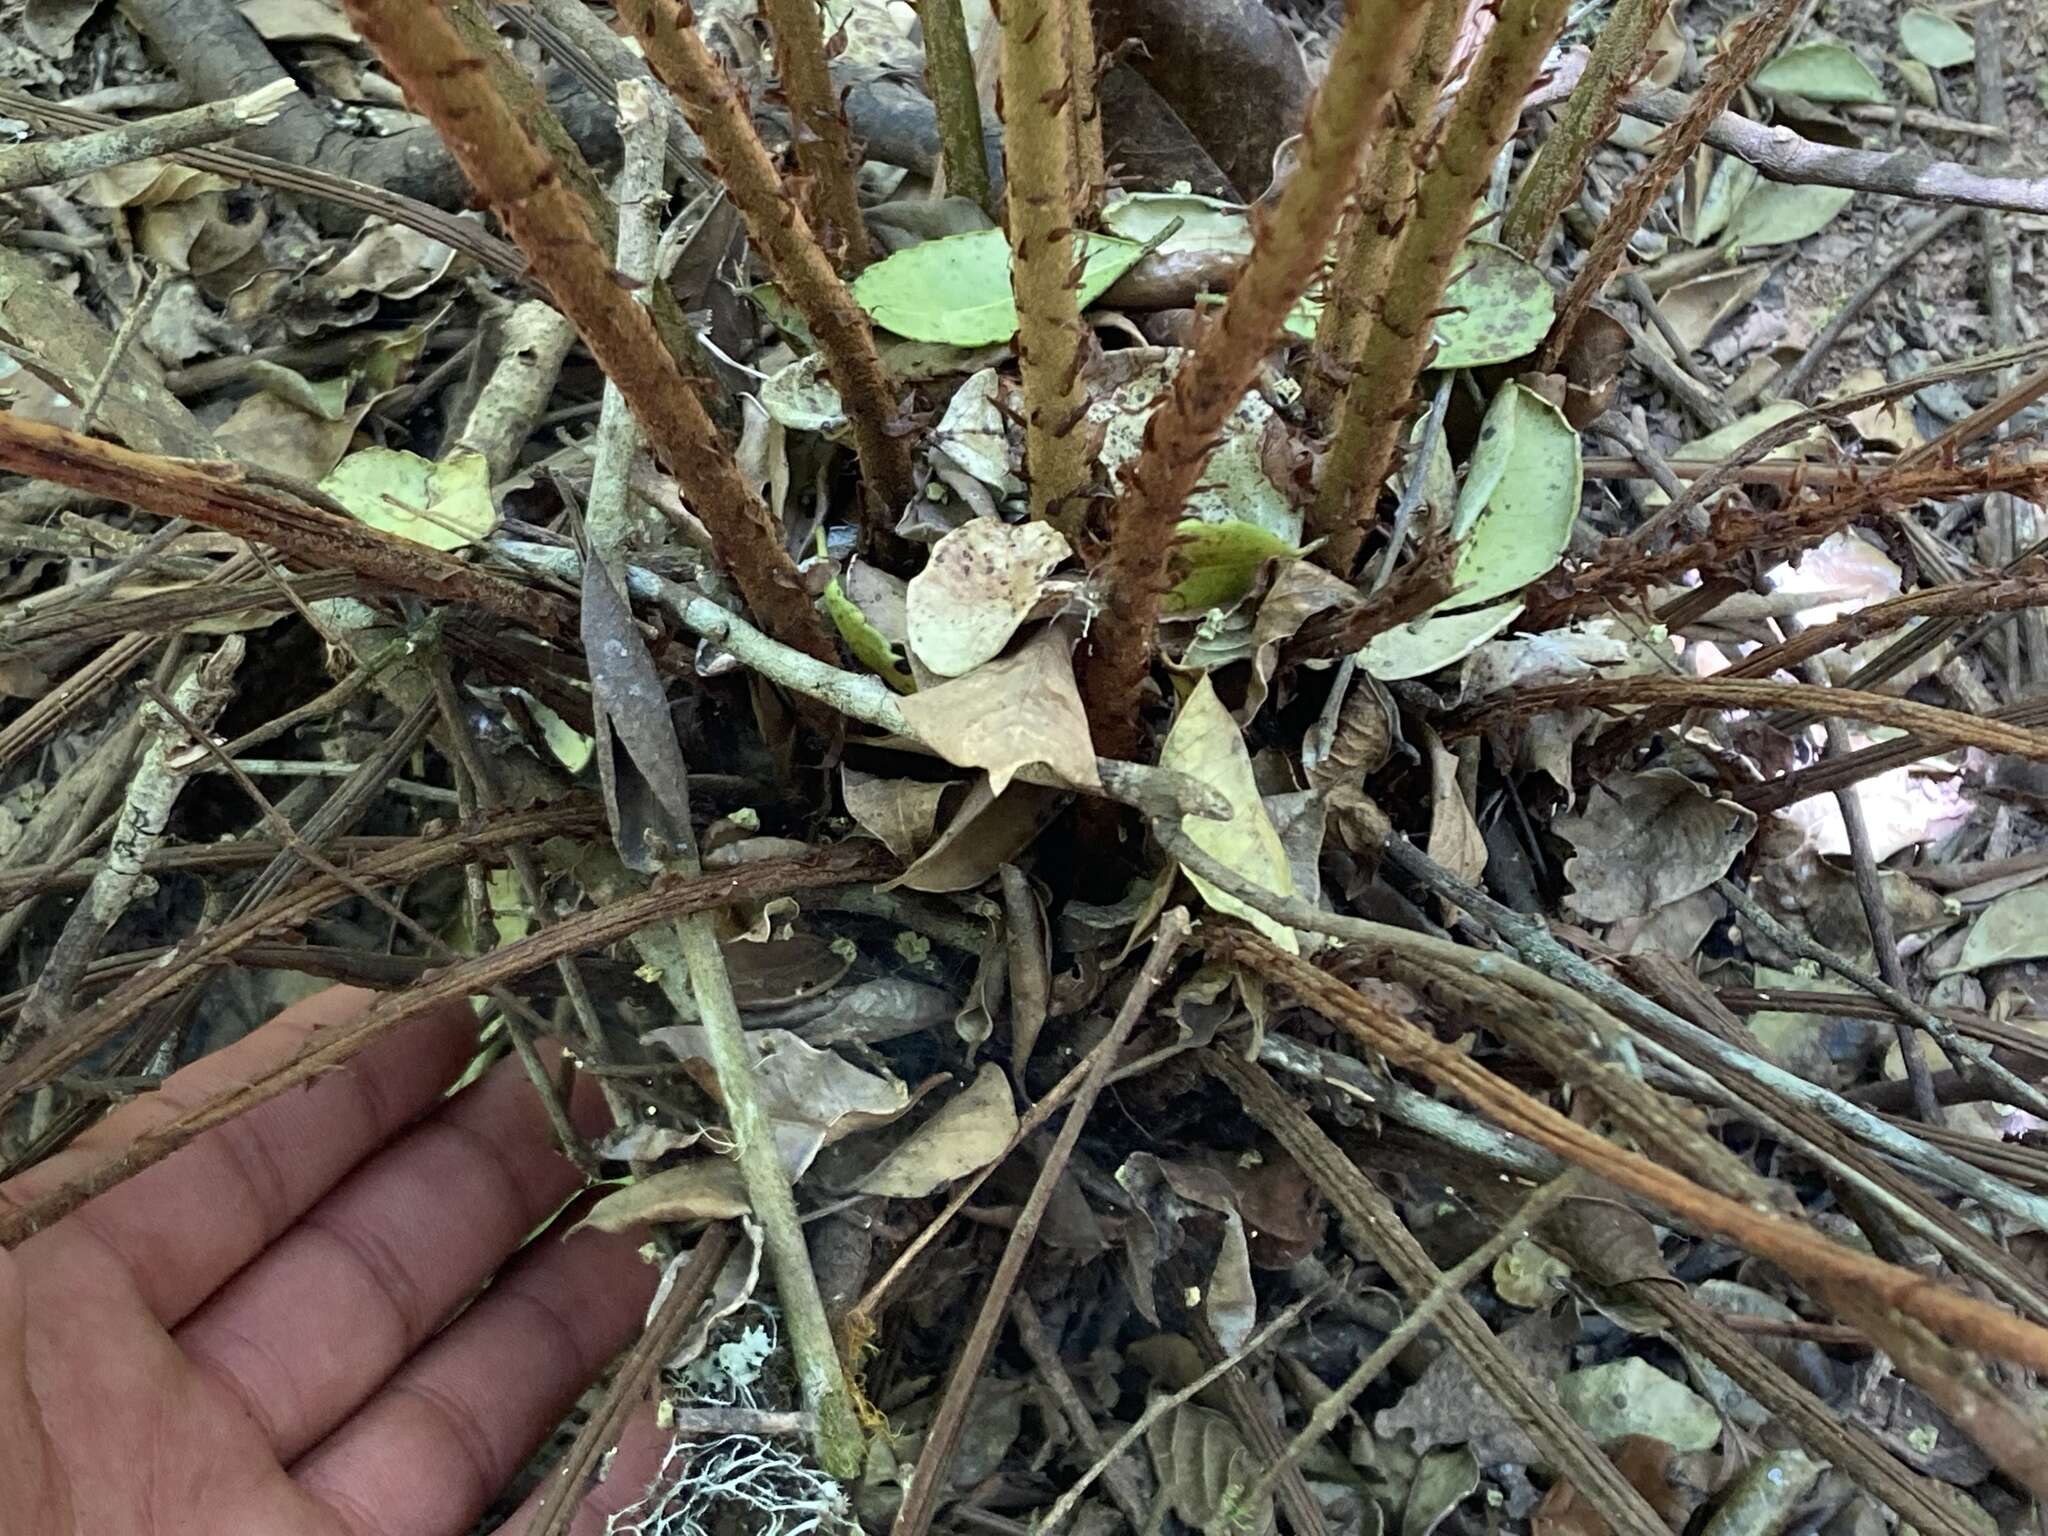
[
  {"left": 1233, "top": 1172, "right": 1586, "bottom": 1521},
  {"left": 1500, "top": 0, "right": 1670, "bottom": 258},
  {"left": 0, "top": 844, "right": 890, "bottom": 1243},
  {"left": 622, "top": 0, "right": 915, "bottom": 532},
  {"left": 0, "top": 79, "right": 293, "bottom": 195},
  {"left": 494, "top": 540, "right": 1233, "bottom": 823},
  {"left": 1716, "top": 879, "right": 2048, "bottom": 1121},
  {"left": 1208, "top": 1048, "right": 1670, "bottom": 1536},
  {"left": 9, "top": 640, "right": 243, "bottom": 1057},
  {"left": 1457, "top": 673, "right": 2048, "bottom": 765},
  {"left": 1613, "top": 82, "right": 2048, "bottom": 220},
  {"left": 527, "top": 1225, "right": 737, "bottom": 1536},
  {"left": 918, "top": 0, "right": 995, "bottom": 216},
  {"left": 1211, "top": 925, "right": 2048, "bottom": 1376},
  {"left": 1036, "top": 1245, "right": 1325, "bottom": 1534},
  {"left": 1079, "top": 0, "right": 1436, "bottom": 756},
  {"left": 338, "top": 0, "right": 836, "bottom": 662},
  {"left": 631, "top": 914, "right": 865, "bottom": 1477}
]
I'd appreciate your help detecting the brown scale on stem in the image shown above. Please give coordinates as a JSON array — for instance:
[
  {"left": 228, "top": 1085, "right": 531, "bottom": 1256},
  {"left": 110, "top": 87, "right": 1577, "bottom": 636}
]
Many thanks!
[
  {"left": 1538, "top": 0, "right": 1802, "bottom": 371},
  {"left": 757, "top": 0, "right": 874, "bottom": 270},
  {"left": 1304, "top": 0, "right": 1465, "bottom": 424},
  {"left": 621, "top": 0, "right": 918, "bottom": 538},
  {"left": 1077, "top": 0, "right": 1434, "bottom": 760},
  {"left": 337, "top": 0, "right": 836, "bottom": 663},
  {"left": 1311, "top": 0, "right": 1571, "bottom": 576},
  {"left": 998, "top": 0, "right": 1094, "bottom": 535}
]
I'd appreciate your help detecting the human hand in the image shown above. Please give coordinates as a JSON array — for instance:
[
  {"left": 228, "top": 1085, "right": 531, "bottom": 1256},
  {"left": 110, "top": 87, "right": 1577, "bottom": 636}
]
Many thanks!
[{"left": 0, "top": 986, "right": 669, "bottom": 1536}]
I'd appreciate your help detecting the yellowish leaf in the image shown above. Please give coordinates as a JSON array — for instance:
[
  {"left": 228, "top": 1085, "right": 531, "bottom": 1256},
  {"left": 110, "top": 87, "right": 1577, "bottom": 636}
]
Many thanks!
[{"left": 1157, "top": 674, "right": 1299, "bottom": 952}]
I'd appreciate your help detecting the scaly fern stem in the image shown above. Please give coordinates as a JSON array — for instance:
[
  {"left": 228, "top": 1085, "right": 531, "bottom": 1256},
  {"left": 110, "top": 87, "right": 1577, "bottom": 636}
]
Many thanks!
[
  {"left": 447, "top": 0, "right": 737, "bottom": 435},
  {"left": 1000, "top": 0, "right": 1093, "bottom": 534},
  {"left": 759, "top": 0, "right": 873, "bottom": 269},
  {"left": 624, "top": 0, "right": 918, "bottom": 536},
  {"left": 340, "top": 0, "right": 836, "bottom": 663},
  {"left": 1079, "top": 0, "right": 1434, "bottom": 758},
  {"left": 1303, "top": 0, "right": 1464, "bottom": 423},
  {"left": 1498, "top": 0, "right": 1671, "bottom": 258},
  {"left": 1311, "top": 0, "right": 1571, "bottom": 575},
  {"left": 1538, "top": 0, "right": 1802, "bottom": 369},
  {"left": 1066, "top": 0, "right": 1105, "bottom": 218}
]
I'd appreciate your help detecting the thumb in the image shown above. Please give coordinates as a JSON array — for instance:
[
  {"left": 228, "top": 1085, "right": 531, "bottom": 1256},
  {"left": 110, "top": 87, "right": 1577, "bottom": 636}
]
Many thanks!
[{"left": 0, "top": 1247, "right": 70, "bottom": 1534}]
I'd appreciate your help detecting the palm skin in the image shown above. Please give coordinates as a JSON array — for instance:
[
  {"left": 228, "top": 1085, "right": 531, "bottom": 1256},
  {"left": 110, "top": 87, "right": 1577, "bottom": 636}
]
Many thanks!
[{"left": 0, "top": 988, "right": 671, "bottom": 1536}]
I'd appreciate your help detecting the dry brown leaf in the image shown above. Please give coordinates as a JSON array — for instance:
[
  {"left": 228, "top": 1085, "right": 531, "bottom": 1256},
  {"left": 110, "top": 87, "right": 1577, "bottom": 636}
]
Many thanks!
[
  {"left": 853, "top": 1062, "right": 1019, "bottom": 1198},
  {"left": 579, "top": 1158, "right": 751, "bottom": 1231},
  {"left": 896, "top": 625, "right": 1100, "bottom": 796},
  {"left": 842, "top": 767, "right": 954, "bottom": 860}
]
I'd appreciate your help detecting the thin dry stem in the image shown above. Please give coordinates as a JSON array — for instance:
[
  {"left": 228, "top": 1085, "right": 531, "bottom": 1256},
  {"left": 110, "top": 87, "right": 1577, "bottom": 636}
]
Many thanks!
[
  {"left": 1312, "top": 0, "right": 1571, "bottom": 573},
  {"left": 1499, "top": 0, "right": 1669, "bottom": 256},
  {"left": 1539, "top": 0, "right": 1803, "bottom": 370},
  {"left": 622, "top": 0, "right": 916, "bottom": 533},
  {"left": 338, "top": 0, "right": 835, "bottom": 663},
  {"left": 999, "top": 0, "right": 1092, "bottom": 533},
  {"left": 1303, "top": 0, "right": 1464, "bottom": 422},
  {"left": 1459, "top": 674, "right": 2048, "bottom": 764},
  {"left": 1212, "top": 926, "right": 2048, "bottom": 1378},
  {"left": 1079, "top": 0, "right": 1434, "bottom": 758},
  {"left": 446, "top": 0, "right": 736, "bottom": 432},
  {"left": 758, "top": 0, "right": 872, "bottom": 268}
]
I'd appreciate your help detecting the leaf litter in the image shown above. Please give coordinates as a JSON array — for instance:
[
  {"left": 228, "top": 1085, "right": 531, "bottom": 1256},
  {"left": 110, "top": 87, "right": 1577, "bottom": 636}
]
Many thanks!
[{"left": 6, "top": 0, "right": 2048, "bottom": 1533}]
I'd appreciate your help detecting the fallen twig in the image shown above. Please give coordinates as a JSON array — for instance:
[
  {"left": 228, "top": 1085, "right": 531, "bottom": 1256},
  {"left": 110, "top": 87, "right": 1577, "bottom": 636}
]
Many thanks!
[
  {"left": 1615, "top": 82, "right": 2048, "bottom": 220},
  {"left": 0, "top": 79, "right": 293, "bottom": 194},
  {"left": 7, "top": 640, "right": 242, "bottom": 1060},
  {"left": 340, "top": 0, "right": 836, "bottom": 662}
]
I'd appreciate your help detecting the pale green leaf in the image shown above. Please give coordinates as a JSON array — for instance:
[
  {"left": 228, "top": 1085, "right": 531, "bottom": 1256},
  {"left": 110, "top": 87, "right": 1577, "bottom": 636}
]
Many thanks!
[
  {"left": 1436, "top": 242, "right": 1555, "bottom": 368},
  {"left": 1100, "top": 191, "right": 1252, "bottom": 257},
  {"left": 1725, "top": 182, "right": 1856, "bottom": 252},
  {"left": 1164, "top": 519, "right": 1298, "bottom": 616},
  {"left": 1088, "top": 352, "right": 1299, "bottom": 540},
  {"left": 850, "top": 228, "right": 1146, "bottom": 347},
  {"left": 1403, "top": 1448, "right": 1480, "bottom": 1536},
  {"left": 1900, "top": 9, "right": 1974, "bottom": 68},
  {"left": 1951, "top": 886, "right": 2048, "bottom": 971},
  {"left": 526, "top": 694, "right": 594, "bottom": 773},
  {"left": 1644, "top": 398, "right": 1819, "bottom": 507},
  {"left": 319, "top": 446, "right": 495, "bottom": 550},
  {"left": 1689, "top": 156, "right": 1759, "bottom": 246},
  {"left": 1449, "top": 383, "right": 1582, "bottom": 607},
  {"left": 1558, "top": 1359, "right": 1722, "bottom": 1450},
  {"left": 1754, "top": 41, "right": 1888, "bottom": 103},
  {"left": 1158, "top": 675, "right": 1299, "bottom": 952},
  {"left": 1358, "top": 600, "right": 1525, "bottom": 681}
]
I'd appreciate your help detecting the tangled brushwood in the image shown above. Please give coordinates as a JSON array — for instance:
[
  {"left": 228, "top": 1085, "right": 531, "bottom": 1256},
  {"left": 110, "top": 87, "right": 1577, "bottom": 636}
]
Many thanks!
[{"left": 6, "top": 0, "right": 2048, "bottom": 1531}]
